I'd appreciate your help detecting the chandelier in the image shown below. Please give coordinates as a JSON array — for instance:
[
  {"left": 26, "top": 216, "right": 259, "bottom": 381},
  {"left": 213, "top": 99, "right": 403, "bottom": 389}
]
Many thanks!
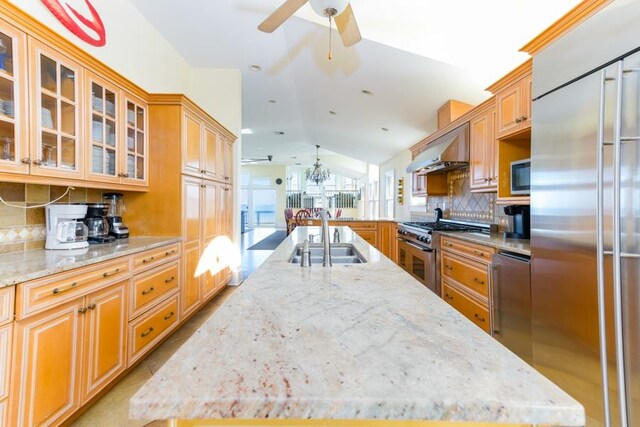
[{"left": 306, "top": 145, "right": 331, "bottom": 185}]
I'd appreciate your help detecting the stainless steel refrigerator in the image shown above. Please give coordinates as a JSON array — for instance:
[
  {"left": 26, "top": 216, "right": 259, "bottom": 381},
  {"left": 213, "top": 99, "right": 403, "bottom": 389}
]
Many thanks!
[{"left": 531, "top": 1, "right": 640, "bottom": 426}]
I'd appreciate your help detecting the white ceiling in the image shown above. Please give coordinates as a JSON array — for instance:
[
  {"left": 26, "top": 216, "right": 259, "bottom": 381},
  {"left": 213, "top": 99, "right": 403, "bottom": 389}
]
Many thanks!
[{"left": 131, "top": 0, "right": 581, "bottom": 172}]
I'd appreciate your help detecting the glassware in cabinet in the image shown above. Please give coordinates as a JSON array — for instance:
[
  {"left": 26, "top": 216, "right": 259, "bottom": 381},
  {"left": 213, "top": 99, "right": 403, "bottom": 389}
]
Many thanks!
[
  {"left": 86, "top": 73, "right": 120, "bottom": 183},
  {"left": 29, "top": 40, "right": 83, "bottom": 178},
  {"left": 121, "top": 95, "right": 147, "bottom": 186},
  {"left": 0, "top": 20, "right": 28, "bottom": 174}
]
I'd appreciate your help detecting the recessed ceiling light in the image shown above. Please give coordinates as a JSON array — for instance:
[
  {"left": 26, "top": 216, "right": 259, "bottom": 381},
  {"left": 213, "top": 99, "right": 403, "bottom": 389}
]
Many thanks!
[
  {"left": 291, "top": 156, "right": 297, "bottom": 159},
  {"left": 274, "top": 131, "right": 285, "bottom": 135},
  {"left": 361, "top": 89, "right": 374, "bottom": 96},
  {"left": 381, "top": 127, "right": 389, "bottom": 132},
  {"left": 329, "top": 111, "right": 337, "bottom": 115},
  {"left": 249, "top": 65, "right": 262, "bottom": 72},
  {"left": 269, "top": 99, "right": 276, "bottom": 103},
  {"left": 257, "top": 147, "right": 264, "bottom": 150},
  {"left": 241, "top": 128, "right": 253, "bottom": 135}
]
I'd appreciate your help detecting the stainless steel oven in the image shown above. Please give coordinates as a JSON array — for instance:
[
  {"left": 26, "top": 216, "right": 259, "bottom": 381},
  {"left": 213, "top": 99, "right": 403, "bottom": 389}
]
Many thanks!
[{"left": 396, "top": 236, "right": 437, "bottom": 294}]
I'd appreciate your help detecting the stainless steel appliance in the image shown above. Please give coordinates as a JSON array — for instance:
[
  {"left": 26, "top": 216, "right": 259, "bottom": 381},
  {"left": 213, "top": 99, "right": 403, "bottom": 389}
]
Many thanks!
[
  {"left": 503, "top": 205, "right": 530, "bottom": 239},
  {"left": 491, "top": 252, "right": 532, "bottom": 365},
  {"left": 45, "top": 204, "right": 89, "bottom": 250},
  {"left": 509, "top": 158, "right": 530, "bottom": 195},
  {"left": 103, "top": 192, "right": 129, "bottom": 239},
  {"left": 531, "top": 1, "right": 640, "bottom": 425},
  {"left": 405, "top": 123, "right": 469, "bottom": 174},
  {"left": 83, "top": 203, "right": 115, "bottom": 244},
  {"left": 396, "top": 219, "right": 491, "bottom": 295}
]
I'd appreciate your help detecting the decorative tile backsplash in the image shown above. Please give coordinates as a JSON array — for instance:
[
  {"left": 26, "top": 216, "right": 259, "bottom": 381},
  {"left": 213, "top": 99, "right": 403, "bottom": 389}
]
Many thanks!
[
  {"left": 413, "top": 168, "right": 512, "bottom": 230},
  {"left": 0, "top": 182, "right": 107, "bottom": 253}
]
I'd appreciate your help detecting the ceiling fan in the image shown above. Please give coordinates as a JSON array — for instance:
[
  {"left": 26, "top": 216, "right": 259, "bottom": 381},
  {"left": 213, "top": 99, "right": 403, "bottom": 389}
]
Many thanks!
[
  {"left": 242, "top": 154, "right": 274, "bottom": 165},
  {"left": 258, "top": 0, "right": 362, "bottom": 49}
]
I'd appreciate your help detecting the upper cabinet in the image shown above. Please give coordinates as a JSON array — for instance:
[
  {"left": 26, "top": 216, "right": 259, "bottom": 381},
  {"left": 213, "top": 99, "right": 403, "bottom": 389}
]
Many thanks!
[
  {"left": 29, "top": 39, "right": 83, "bottom": 179},
  {"left": 469, "top": 101, "right": 497, "bottom": 192},
  {"left": 122, "top": 95, "right": 148, "bottom": 186},
  {"left": 489, "top": 60, "right": 532, "bottom": 139},
  {"left": 0, "top": 19, "right": 28, "bottom": 175}
]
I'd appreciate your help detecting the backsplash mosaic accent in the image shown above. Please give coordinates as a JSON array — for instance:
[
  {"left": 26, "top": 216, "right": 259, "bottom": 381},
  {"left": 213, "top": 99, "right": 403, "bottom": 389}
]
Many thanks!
[
  {"left": 414, "top": 168, "right": 512, "bottom": 230},
  {"left": 0, "top": 182, "right": 107, "bottom": 253}
]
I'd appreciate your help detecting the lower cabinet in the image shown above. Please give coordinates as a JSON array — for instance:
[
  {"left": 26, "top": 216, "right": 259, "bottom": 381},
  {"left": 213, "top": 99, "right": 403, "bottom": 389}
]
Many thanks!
[
  {"left": 11, "top": 280, "right": 128, "bottom": 427},
  {"left": 128, "top": 294, "right": 179, "bottom": 365},
  {"left": 440, "top": 236, "right": 495, "bottom": 335}
]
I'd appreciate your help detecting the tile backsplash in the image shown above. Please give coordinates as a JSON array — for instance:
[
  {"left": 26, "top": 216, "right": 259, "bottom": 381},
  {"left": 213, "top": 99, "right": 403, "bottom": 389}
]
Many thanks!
[
  {"left": 0, "top": 182, "right": 106, "bottom": 253},
  {"left": 413, "top": 168, "right": 512, "bottom": 230}
]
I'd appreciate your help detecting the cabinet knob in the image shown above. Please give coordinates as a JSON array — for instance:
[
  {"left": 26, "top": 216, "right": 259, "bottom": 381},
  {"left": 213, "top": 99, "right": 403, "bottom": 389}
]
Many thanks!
[
  {"left": 20, "top": 157, "right": 31, "bottom": 164},
  {"left": 87, "top": 303, "right": 97, "bottom": 310},
  {"left": 515, "top": 117, "right": 521, "bottom": 123},
  {"left": 444, "top": 293, "right": 454, "bottom": 300},
  {"left": 474, "top": 313, "right": 486, "bottom": 322},
  {"left": 521, "top": 115, "right": 528, "bottom": 121},
  {"left": 78, "top": 307, "right": 88, "bottom": 315},
  {"left": 32, "top": 159, "right": 43, "bottom": 166}
]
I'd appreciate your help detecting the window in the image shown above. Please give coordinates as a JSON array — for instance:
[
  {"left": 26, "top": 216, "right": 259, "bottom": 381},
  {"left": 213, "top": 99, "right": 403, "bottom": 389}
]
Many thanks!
[
  {"left": 384, "top": 170, "right": 394, "bottom": 218},
  {"left": 368, "top": 180, "right": 378, "bottom": 219}
]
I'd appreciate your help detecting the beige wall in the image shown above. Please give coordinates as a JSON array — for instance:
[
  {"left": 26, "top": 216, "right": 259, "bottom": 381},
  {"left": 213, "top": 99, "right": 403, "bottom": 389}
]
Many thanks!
[
  {"left": 379, "top": 150, "right": 412, "bottom": 220},
  {"left": 242, "top": 164, "right": 287, "bottom": 229}
]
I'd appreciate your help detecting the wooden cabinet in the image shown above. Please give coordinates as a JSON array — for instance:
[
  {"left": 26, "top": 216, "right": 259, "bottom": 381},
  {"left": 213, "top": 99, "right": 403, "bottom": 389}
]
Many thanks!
[
  {"left": 130, "top": 261, "right": 179, "bottom": 319},
  {"left": 0, "top": 19, "right": 28, "bottom": 176},
  {"left": 469, "top": 103, "right": 497, "bottom": 192},
  {"left": 377, "top": 221, "right": 396, "bottom": 259},
  {"left": 440, "top": 236, "right": 494, "bottom": 335},
  {"left": 128, "top": 293, "right": 179, "bottom": 365},
  {"left": 182, "top": 108, "right": 231, "bottom": 184},
  {"left": 28, "top": 38, "right": 83, "bottom": 180},
  {"left": 496, "top": 73, "right": 532, "bottom": 139},
  {"left": 411, "top": 172, "right": 447, "bottom": 197},
  {"left": 121, "top": 95, "right": 148, "bottom": 186}
]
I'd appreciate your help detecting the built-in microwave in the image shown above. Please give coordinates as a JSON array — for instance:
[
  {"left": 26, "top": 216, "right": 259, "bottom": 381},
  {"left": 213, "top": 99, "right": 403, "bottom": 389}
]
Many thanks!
[{"left": 510, "top": 158, "right": 531, "bottom": 195}]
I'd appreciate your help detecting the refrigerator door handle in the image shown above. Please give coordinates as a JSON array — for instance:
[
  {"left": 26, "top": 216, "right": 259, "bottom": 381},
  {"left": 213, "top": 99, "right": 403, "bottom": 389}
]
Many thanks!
[
  {"left": 596, "top": 69, "right": 612, "bottom": 427},
  {"left": 612, "top": 61, "right": 629, "bottom": 427},
  {"left": 490, "top": 264, "right": 500, "bottom": 337}
]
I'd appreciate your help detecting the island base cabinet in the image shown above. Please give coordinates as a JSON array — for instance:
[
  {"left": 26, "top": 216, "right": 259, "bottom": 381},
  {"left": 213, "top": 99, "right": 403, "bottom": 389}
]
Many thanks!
[{"left": 10, "top": 280, "right": 128, "bottom": 427}]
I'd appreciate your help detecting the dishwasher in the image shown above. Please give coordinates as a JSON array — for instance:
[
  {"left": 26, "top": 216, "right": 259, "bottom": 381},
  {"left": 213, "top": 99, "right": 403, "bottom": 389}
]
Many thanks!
[{"left": 491, "top": 251, "right": 532, "bottom": 365}]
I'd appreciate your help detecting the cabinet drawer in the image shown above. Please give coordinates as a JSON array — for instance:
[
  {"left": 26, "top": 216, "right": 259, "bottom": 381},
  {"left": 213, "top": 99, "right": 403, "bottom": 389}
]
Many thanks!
[
  {"left": 128, "top": 294, "right": 179, "bottom": 365},
  {"left": 132, "top": 243, "right": 180, "bottom": 273},
  {"left": 441, "top": 252, "right": 489, "bottom": 298},
  {"left": 130, "top": 261, "right": 179, "bottom": 319},
  {"left": 0, "top": 288, "right": 14, "bottom": 326},
  {"left": 440, "top": 236, "right": 494, "bottom": 263},
  {"left": 0, "top": 398, "right": 6, "bottom": 427},
  {"left": 442, "top": 281, "right": 490, "bottom": 334},
  {"left": 0, "top": 324, "right": 11, "bottom": 401},
  {"left": 348, "top": 222, "right": 378, "bottom": 230},
  {"left": 16, "top": 258, "right": 130, "bottom": 319},
  {"left": 355, "top": 230, "right": 377, "bottom": 246}
]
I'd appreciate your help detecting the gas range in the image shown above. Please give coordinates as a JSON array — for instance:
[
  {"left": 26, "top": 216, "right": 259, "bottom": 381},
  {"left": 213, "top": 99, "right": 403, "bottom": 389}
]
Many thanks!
[{"left": 397, "top": 219, "right": 492, "bottom": 249}]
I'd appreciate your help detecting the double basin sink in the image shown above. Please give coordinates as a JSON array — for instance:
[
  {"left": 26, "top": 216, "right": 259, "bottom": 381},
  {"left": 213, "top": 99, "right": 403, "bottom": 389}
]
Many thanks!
[{"left": 289, "top": 243, "right": 366, "bottom": 265}]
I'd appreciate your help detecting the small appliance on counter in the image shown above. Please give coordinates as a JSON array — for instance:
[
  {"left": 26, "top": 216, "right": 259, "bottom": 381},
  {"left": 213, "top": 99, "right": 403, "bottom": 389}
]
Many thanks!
[
  {"left": 83, "top": 203, "right": 115, "bottom": 244},
  {"left": 45, "top": 204, "right": 89, "bottom": 250},
  {"left": 503, "top": 205, "right": 530, "bottom": 239},
  {"left": 103, "top": 192, "right": 129, "bottom": 239}
]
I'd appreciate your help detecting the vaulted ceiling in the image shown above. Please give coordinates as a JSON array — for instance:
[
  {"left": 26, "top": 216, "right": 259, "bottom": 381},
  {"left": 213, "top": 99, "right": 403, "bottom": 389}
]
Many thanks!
[{"left": 131, "top": 0, "right": 581, "bottom": 173}]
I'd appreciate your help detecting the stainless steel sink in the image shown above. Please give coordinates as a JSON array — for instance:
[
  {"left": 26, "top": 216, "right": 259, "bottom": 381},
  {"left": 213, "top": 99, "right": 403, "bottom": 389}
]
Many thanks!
[{"left": 289, "top": 243, "right": 366, "bottom": 264}]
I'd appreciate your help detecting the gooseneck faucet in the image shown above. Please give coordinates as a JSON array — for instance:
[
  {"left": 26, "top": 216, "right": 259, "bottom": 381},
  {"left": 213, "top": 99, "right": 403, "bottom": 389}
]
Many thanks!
[{"left": 319, "top": 210, "right": 332, "bottom": 267}]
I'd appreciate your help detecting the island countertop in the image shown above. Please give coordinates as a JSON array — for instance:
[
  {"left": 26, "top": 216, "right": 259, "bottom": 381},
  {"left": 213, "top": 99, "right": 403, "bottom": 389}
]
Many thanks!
[{"left": 130, "top": 227, "right": 583, "bottom": 426}]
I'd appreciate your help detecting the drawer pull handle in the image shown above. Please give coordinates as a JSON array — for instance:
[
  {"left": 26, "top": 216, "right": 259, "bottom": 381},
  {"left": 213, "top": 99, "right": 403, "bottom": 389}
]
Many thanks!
[
  {"left": 473, "top": 250, "right": 484, "bottom": 256},
  {"left": 78, "top": 306, "right": 87, "bottom": 314},
  {"left": 473, "top": 278, "right": 485, "bottom": 285},
  {"left": 87, "top": 303, "right": 96, "bottom": 310},
  {"left": 53, "top": 282, "right": 77, "bottom": 295},
  {"left": 141, "top": 287, "right": 155, "bottom": 295},
  {"left": 164, "top": 276, "right": 176, "bottom": 284},
  {"left": 444, "top": 264, "right": 453, "bottom": 271},
  {"left": 103, "top": 268, "right": 120, "bottom": 277},
  {"left": 164, "top": 311, "right": 175, "bottom": 321},
  {"left": 141, "top": 327, "right": 154, "bottom": 338},
  {"left": 474, "top": 313, "right": 486, "bottom": 322},
  {"left": 444, "top": 242, "right": 453, "bottom": 247},
  {"left": 142, "top": 256, "right": 155, "bottom": 264},
  {"left": 444, "top": 293, "right": 454, "bottom": 300},
  {"left": 165, "top": 249, "right": 177, "bottom": 256}
]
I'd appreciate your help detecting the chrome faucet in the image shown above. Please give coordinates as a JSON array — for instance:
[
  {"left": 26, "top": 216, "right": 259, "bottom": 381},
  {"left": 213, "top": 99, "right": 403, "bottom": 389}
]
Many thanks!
[
  {"left": 319, "top": 210, "right": 332, "bottom": 267},
  {"left": 300, "top": 239, "right": 311, "bottom": 267}
]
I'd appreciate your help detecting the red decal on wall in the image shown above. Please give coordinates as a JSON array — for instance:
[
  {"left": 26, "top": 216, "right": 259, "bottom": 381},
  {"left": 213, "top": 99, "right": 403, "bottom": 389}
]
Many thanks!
[{"left": 41, "top": 0, "right": 106, "bottom": 47}]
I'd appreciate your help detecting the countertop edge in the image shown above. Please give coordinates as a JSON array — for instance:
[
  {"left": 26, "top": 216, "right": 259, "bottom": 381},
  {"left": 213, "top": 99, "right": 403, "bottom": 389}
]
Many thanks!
[{"left": 436, "top": 231, "right": 531, "bottom": 256}]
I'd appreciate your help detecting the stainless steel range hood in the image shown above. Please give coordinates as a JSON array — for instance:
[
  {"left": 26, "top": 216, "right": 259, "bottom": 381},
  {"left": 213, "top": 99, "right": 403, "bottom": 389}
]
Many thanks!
[{"left": 406, "top": 123, "right": 469, "bottom": 174}]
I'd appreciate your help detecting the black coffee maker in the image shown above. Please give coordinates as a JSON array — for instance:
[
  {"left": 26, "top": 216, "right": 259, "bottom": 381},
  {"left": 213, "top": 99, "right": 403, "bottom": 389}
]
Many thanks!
[{"left": 503, "top": 205, "right": 530, "bottom": 239}]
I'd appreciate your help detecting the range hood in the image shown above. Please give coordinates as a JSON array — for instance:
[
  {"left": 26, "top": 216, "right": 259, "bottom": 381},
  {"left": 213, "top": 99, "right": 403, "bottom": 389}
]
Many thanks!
[{"left": 406, "top": 123, "right": 469, "bottom": 174}]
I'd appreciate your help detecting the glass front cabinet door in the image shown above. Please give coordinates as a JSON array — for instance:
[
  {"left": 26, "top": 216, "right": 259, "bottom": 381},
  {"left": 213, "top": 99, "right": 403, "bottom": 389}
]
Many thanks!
[
  {"left": 85, "top": 73, "right": 119, "bottom": 183},
  {"left": 121, "top": 95, "right": 148, "bottom": 186},
  {"left": 0, "top": 20, "right": 28, "bottom": 175},
  {"left": 29, "top": 40, "right": 83, "bottom": 179}
]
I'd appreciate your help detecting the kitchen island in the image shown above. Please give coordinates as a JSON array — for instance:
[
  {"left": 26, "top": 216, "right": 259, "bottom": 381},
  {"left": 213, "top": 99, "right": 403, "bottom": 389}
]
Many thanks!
[{"left": 130, "top": 227, "right": 583, "bottom": 426}]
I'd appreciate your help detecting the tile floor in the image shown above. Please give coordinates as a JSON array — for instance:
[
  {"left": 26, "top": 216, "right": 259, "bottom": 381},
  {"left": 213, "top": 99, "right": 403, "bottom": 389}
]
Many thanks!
[{"left": 71, "top": 228, "right": 280, "bottom": 426}]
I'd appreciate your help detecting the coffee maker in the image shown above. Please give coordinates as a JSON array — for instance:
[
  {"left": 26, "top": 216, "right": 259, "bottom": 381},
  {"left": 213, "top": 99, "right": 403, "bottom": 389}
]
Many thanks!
[
  {"left": 45, "top": 204, "right": 89, "bottom": 250},
  {"left": 84, "top": 203, "right": 115, "bottom": 244},
  {"left": 103, "top": 192, "right": 129, "bottom": 239},
  {"left": 503, "top": 205, "right": 530, "bottom": 239}
]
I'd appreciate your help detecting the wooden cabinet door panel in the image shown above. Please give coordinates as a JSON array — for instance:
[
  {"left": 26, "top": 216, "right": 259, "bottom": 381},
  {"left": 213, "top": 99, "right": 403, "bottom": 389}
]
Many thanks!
[
  {"left": 441, "top": 252, "right": 489, "bottom": 297},
  {"left": 131, "top": 261, "right": 179, "bottom": 318},
  {"left": 496, "top": 83, "right": 521, "bottom": 136},
  {"left": 442, "top": 281, "right": 490, "bottom": 334},
  {"left": 121, "top": 94, "right": 149, "bottom": 186},
  {"left": 355, "top": 230, "right": 377, "bottom": 247},
  {"left": 0, "top": 324, "right": 11, "bottom": 402},
  {"left": 223, "top": 138, "right": 233, "bottom": 184},
  {"left": 203, "top": 126, "right": 217, "bottom": 181},
  {"left": 182, "top": 176, "right": 202, "bottom": 244},
  {"left": 182, "top": 240, "right": 202, "bottom": 319},
  {"left": 470, "top": 112, "right": 490, "bottom": 189},
  {"left": 128, "top": 293, "right": 179, "bottom": 365},
  {"left": 12, "top": 299, "right": 83, "bottom": 427},
  {"left": 82, "top": 281, "right": 127, "bottom": 403},
  {"left": 182, "top": 111, "right": 202, "bottom": 176}
]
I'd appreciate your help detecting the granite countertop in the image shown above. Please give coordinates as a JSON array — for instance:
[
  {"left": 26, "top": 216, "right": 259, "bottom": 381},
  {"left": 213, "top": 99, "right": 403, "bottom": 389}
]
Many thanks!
[
  {"left": 0, "top": 237, "right": 182, "bottom": 287},
  {"left": 437, "top": 231, "right": 531, "bottom": 256},
  {"left": 130, "top": 227, "right": 582, "bottom": 425}
]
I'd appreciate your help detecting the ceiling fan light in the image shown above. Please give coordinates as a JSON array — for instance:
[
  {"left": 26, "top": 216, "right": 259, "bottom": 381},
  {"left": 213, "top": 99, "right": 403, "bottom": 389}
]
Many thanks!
[{"left": 309, "top": 0, "right": 349, "bottom": 17}]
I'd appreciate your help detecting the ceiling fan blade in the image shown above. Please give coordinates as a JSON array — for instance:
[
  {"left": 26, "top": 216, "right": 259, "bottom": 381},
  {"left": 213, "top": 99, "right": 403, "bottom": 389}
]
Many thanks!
[
  {"left": 258, "top": 0, "right": 309, "bottom": 33},
  {"left": 334, "top": 3, "right": 361, "bottom": 47}
]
